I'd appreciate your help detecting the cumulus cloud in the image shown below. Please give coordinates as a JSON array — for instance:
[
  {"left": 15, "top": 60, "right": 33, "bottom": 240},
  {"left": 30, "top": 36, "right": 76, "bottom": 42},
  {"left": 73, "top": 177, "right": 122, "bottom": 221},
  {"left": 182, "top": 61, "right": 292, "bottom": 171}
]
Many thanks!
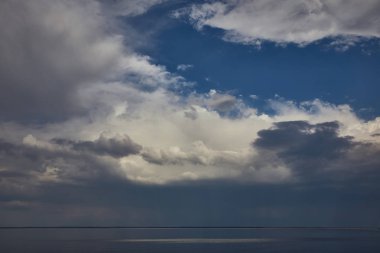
[
  {"left": 0, "top": 0, "right": 123, "bottom": 121},
  {"left": 177, "top": 0, "right": 380, "bottom": 46},
  {"left": 0, "top": 0, "right": 181, "bottom": 122}
]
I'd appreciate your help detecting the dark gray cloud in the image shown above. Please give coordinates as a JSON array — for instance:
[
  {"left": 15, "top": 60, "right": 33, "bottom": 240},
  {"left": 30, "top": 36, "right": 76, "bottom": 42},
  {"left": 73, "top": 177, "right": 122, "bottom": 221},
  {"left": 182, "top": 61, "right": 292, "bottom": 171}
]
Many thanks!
[
  {"left": 212, "top": 100, "right": 237, "bottom": 114},
  {"left": 254, "top": 121, "right": 352, "bottom": 158},
  {"left": 207, "top": 93, "right": 237, "bottom": 113},
  {"left": 253, "top": 120, "right": 380, "bottom": 183},
  {"left": 0, "top": 138, "right": 119, "bottom": 196},
  {"left": 0, "top": 134, "right": 141, "bottom": 201},
  {"left": 52, "top": 135, "right": 142, "bottom": 158}
]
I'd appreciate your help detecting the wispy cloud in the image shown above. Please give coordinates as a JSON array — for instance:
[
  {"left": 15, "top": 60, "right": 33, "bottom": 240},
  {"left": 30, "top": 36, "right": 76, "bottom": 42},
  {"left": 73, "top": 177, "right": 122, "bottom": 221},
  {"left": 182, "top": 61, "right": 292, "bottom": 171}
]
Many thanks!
[{"left": 176, "top": 0, "right": 380, "bottom": 47}]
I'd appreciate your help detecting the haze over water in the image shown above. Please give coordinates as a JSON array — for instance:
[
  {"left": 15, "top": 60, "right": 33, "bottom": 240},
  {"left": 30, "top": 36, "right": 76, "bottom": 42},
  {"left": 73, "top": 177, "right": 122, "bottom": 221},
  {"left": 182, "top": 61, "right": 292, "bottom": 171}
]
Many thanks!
[{"left": 1, "top": 228, "right": 379, "bottom": 253}]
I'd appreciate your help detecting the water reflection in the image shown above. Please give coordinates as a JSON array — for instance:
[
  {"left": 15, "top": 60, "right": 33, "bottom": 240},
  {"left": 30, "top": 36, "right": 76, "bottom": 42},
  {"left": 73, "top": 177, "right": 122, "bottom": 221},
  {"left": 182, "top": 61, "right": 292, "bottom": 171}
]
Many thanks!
[{"left": 0, "top": 228, "right": 379, "bottom": 253}]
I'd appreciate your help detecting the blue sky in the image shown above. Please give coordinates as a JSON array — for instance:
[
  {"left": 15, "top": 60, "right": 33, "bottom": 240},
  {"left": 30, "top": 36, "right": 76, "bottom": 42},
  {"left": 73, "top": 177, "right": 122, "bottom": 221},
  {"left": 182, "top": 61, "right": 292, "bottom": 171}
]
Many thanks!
[{"left": 0, "top": 0, "right": 380, "bottom": 227}]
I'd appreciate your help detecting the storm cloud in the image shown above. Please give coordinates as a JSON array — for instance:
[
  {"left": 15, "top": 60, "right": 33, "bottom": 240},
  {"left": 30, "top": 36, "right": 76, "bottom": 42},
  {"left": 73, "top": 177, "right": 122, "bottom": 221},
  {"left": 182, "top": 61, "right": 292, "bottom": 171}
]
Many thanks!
[{"left": 252, "top": 120, "right": 380, "bottom": 184}]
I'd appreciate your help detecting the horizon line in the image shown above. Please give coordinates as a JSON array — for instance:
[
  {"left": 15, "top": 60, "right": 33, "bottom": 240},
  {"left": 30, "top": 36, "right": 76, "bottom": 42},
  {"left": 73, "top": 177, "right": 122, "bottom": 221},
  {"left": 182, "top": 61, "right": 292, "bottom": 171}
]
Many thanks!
[{"left": 0, "top": 226, "right": 379, "bottom": 230}]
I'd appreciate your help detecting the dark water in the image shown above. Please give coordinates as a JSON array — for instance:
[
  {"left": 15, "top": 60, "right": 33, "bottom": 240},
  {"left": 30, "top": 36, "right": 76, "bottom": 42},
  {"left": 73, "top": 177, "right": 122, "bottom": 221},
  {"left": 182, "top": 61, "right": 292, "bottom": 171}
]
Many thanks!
[{"left": 1, "top": 227, "right": 379, "bottom": 252}]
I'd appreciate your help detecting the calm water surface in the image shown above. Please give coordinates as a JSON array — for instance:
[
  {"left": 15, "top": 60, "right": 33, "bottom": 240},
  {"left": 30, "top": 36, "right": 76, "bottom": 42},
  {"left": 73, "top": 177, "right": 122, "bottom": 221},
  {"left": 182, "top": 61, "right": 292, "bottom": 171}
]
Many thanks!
[{"left": 0, "top": 228, "right": 379, "bottom": 252}]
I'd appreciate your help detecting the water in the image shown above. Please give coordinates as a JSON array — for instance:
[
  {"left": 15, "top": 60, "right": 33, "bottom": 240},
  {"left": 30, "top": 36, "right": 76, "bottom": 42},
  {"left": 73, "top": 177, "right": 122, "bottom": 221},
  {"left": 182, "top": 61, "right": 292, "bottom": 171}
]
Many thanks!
[{"left": 0, "top": 227, "right": 379, "bottom": 252}]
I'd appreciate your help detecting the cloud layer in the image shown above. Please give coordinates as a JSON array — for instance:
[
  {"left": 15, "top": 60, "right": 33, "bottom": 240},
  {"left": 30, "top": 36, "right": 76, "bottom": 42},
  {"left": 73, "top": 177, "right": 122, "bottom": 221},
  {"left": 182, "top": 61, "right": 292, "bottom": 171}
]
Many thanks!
[{"left": 2, "top": 0, "right": 379, "bottom": 186}]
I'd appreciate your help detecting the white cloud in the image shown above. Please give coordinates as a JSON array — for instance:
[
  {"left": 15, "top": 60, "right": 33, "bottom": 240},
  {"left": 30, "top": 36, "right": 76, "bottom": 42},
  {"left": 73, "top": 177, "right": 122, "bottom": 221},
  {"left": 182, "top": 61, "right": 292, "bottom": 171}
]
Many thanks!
[
  {"left": 121, "top": 54, "right": 187, "bottom": 90},
  {"left": 177, "top": 64, "right": 193, "bottom": 71},
  {"left": 249, "top": 94, "right": 259, "bottom": 100},
  {"left": 178, "top": 0, "right": 380, "bottom": 46}
]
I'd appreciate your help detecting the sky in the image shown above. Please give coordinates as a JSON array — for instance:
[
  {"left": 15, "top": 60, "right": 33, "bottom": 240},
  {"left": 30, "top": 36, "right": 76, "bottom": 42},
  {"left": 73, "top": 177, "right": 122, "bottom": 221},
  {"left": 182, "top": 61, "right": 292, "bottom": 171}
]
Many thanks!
[{"left": 0, "top": 0, "right": 380, "bottom": 227}]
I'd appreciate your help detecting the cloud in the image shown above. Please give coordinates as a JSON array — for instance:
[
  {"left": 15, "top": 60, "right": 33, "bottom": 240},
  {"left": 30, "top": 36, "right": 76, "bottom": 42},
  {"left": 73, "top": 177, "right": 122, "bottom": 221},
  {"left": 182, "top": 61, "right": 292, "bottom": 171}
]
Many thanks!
[
  {"left": 206, "top": 90, "right": 237, "bottom": 112},
  {"left": 0, "top": 0, "right": 181, "bottom": 122},
  {"left": 249, "top": 94, "right": 259, "bottom": 100},
  {"left": 121, "top": 54, "right": 188, "bottom": 91},
  {"left": 2, "top": 82, "right": 380, "bottom": 185},
  {"left": 187, "top": 89, "right": 254, "bottom": 117},
  {"left": 178, "top": 0, "right": 380, "bottom": 46},
  {"left": 0, "top": 0, "right": 379, "bottom": 227},
  {"left": 0, "top": 137, "right": 120, "bottom": 193},
  {"left": 252, "top": 120, "right": 380, "bottom": 183},
  {"left": 177, "top": 64, "right": 193, "bottom": 71},
  {"left": 0, "top": 0, "right": 124, "bottom": 121},
  {"left": 52, "top": 134, "right": 142, "bottom": 158},
  {"left": 8, "top": 0, "right": 379, "bottom": 186},
  {"left": 141, "top": 140, "right": 250, "bottom": 167},
  {"left": 0, "top": 132, "right": 143, "bottom": 193},
  {"left": 254, "top": 121, "right": 351, "bottom": 155}
]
